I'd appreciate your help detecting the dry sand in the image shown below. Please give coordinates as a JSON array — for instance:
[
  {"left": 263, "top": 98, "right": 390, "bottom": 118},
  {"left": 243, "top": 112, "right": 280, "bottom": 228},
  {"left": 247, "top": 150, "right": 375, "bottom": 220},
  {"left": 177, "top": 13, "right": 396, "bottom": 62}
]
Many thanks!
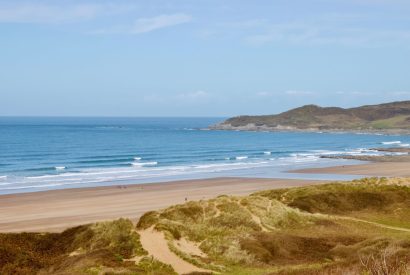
[
  {"left": 139, "top": 226, "right": 209, "bottom": 274},
  {"left": 0, "top": 177, "right": 323, "bottom": 233},
  {"left": 291, "top": 162, "right": 410, "bottom": 177},
  {"left": 2, "top": 159, "right": 410, "bottom": 233}
]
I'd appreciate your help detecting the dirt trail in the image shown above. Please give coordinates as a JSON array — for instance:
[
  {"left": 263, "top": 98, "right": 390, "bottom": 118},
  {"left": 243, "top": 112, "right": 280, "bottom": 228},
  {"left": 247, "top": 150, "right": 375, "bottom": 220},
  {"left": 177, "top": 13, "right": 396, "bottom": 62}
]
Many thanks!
[
  {"left": 138, "top": 226, "right": 210, "bottom": 275},
  {"left": 241, "top": 205, "right": 270, "bottom": 232},
  {"left": 249, "top": 212, "right": 269, "bottom": 232},
  {"left": 234, "top": 199, "right": 273, "bottom": 232}
]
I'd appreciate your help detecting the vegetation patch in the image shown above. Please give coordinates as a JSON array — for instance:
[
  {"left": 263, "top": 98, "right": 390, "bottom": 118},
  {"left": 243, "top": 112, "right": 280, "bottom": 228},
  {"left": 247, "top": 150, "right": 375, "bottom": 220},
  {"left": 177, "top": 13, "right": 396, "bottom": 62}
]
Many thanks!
[
  {"left": 0, "top": 219, "right": 148, "bottom": 275},
  {"left": 256, "top": 179, "right": 410, "bottom": 215}
]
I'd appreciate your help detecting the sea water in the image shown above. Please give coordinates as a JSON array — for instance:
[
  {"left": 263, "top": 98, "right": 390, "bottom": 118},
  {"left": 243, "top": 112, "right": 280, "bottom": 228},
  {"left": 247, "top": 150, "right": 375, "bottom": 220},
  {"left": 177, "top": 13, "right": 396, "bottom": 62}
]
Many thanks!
[{"left": 0, "top": 117, "right": 409, "bottom": 194}]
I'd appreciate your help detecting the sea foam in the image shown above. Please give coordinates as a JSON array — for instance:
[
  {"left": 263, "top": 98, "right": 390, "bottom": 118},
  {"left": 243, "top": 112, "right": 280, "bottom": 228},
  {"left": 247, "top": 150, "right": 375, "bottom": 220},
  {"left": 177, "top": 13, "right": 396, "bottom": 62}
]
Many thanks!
[
  {"left": 235, "top": 156, "right": 248, "bottom": 160},
  {"left": 382, "top": 141, "right": 401, "bottom": 145},
  {"left": 132, "top": 161, "right": 158, "bottom": 167}
]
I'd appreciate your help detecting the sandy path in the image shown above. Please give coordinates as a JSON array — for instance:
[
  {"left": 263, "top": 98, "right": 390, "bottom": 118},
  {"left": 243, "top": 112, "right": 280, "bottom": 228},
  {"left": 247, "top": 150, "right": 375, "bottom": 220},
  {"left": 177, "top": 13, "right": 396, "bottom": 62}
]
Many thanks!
[
  {"left": 139, "top": 227, "right": 209, "bottom": 274},
  {"left": 0, "top": 177, "right": 323, "bottom": 232},
  {"left": 175, "top": 238, "right": 206, "bottom": 257}
]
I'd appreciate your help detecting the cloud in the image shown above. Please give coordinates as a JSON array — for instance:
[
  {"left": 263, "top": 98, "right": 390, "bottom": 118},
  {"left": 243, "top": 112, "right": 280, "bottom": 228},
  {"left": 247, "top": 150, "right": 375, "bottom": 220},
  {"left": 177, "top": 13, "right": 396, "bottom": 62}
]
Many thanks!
[
  {"left": 93, "top": 13, "right": 192, "bottom": 34},
  {"left": 0, "top": 3, "right": 132, "bottom": 23},
  {"left": 215, "top": 11, "right": 410, "bottom": 47},
  {"left": 257, "top": 91, "right": 315, "bottom": 97},
  {"left": 177, "top": 90, "right": 209, "bottom": 99},
  {"left": 245, "top": 22, "right": 410, "bottom": 47},
  {"left": 132, "top": 13, "right": 192, "bottom": 34},
  {"left": 256, "top": 92, "right": 271, "bottom": 97},
  {"left": 335, "top": 91, "right": 373, "bottom": 96},
  {"left": 285, "top": 90, "right": 315, "bottom": 95}
]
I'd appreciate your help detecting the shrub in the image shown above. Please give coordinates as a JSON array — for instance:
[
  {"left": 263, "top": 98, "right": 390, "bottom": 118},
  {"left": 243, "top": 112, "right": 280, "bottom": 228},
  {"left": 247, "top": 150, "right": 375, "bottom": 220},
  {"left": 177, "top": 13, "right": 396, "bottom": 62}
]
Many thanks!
[
  {"left": 360, "top": 246, "right": 409, "bottom": 275},
  {"left": 136, "top": 211, "right": 159, "bottom": 229}
]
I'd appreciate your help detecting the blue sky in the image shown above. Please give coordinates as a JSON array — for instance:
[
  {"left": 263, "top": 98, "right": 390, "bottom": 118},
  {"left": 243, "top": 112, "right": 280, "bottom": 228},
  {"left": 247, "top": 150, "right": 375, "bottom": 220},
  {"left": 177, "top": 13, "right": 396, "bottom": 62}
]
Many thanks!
[{"left": 1, "top": 0, "right": 410, "bottom": 116}]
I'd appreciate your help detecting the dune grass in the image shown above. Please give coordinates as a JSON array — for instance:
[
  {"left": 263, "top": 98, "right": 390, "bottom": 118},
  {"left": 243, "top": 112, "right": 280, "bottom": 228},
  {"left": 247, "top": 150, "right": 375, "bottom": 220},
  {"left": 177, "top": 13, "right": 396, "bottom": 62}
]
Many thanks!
[
  {"left": 137, "top": 178, "right": 410, "bottom": 274},
  {"left": 1, "top": 178, "right": 410, "bottom": 274},
  {"left": 0, "top": 218, "right": 168, "bottom": 275}
]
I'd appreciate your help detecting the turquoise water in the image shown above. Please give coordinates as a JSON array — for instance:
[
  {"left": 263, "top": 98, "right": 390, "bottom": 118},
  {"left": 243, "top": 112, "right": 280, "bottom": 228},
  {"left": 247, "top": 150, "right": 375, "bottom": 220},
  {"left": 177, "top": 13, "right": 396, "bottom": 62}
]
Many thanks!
[{"left": 0, "top": 117, "right": 409, "bottom": 194}]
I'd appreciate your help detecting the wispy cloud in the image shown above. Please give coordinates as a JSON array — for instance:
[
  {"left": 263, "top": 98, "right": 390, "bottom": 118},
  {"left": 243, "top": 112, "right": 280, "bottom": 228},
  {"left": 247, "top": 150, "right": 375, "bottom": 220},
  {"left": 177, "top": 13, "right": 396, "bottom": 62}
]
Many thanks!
[
  {"left": 177, "top": 90, "right": 209, "bottom": 99},
  {"left": 206, "top": 10, "right": 410, "bottom": 47},
  {"left": 245, "top": 22, "right": 410, "bottom": 47},
  {"left": 257, "top": 90, "right": 315, "bottom": 97},
  {"left": 93, "top": 13, "right": 192, "bottom": 34},
  {"left": 335, "top": 91, "right": 373, "bottom": 96},
  {"left": 285, "top": 90, "right": 315, "bottom": 96},
  {"left": 132, "top": 13, "right": 192, "bottom": 34},
  {"left": 0, "top": 3, "right": 133, "bottom": 23}
]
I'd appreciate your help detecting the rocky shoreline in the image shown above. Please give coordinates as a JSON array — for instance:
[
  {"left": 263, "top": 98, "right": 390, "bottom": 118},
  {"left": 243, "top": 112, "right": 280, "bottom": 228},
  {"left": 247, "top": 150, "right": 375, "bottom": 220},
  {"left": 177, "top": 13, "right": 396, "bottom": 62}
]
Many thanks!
[
  {"left": 209, "top": 123, "right": 410, "bottom": 135},
  {"left": 319, "top": 147, "right": 410, "bottom": 162}
]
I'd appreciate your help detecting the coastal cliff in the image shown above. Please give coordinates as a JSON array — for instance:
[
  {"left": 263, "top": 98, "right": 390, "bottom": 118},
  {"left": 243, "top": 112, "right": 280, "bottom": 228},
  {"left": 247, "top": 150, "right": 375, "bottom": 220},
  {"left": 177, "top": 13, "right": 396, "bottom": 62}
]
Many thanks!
[{"left": 211, "top": 100, "right": 410, "bottom": 133}]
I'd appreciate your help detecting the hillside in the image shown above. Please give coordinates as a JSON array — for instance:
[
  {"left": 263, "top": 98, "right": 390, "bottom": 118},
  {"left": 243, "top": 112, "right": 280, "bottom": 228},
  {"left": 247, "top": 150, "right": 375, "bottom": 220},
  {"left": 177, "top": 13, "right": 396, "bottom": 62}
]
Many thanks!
[
  {"left": 1, "top": 178, "right": 410, "bottom": 275},
  {"left": 210, "top": 101, "right": 410, "bottom": 132}
]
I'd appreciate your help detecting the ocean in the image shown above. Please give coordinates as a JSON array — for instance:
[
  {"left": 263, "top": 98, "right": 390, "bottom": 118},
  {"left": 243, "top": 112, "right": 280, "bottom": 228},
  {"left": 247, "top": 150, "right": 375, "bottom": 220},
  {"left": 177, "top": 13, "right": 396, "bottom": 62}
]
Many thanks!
[{"left": 0, "top": 117, "right": 409, "bottom": 194}]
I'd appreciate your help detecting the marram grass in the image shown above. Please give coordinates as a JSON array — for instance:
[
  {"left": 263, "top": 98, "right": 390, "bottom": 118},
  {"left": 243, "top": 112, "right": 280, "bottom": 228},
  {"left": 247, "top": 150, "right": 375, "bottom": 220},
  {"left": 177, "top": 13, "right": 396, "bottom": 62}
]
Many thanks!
[{"left": 1, "top": 178, "right": 410, "bottom": 274}]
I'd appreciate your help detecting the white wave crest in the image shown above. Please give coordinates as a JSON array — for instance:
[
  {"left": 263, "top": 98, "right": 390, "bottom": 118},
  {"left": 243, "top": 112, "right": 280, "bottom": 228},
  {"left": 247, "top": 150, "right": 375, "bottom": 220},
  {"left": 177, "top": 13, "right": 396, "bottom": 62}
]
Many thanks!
[
  {"left": 134, "top": 157, "right": 142, "bottom": 160},
  {"left": 382, "top": 141, "right": 401, "bottom": 145},
  {"left": 132, "top": 161, "right": 158, "bottom": 167},
  {"left": 399, "top": 143, "right": 410, "bottom": 147},
  {"left": 55, "top": 166, "right": 66, "bottom": 170},
  {"left": 235, "top": 156, "right": 248, "bottom": 160},
  {"left": 263, "top": 151, "right": 271, "bottom": 155}
]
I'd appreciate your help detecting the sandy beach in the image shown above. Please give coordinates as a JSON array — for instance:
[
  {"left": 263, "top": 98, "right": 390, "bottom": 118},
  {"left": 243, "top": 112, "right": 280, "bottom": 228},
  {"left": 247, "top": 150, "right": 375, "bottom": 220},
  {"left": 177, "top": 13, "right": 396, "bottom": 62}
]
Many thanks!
[
  {"left": 0, "top": 177, "right": 324, "bottom": 233},
  {"left": 2, "top": 159, "right": 410, "bottom": 233},
  {"left": 291, "top": 161, "right": 410, "bottom": 177}
]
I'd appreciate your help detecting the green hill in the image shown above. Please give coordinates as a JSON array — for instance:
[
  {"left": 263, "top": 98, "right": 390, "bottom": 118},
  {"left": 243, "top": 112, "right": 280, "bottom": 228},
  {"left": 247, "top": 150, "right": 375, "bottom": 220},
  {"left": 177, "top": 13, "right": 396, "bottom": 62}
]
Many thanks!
[{"left": 211, "top": 101, "right": 410, "bottom": 132}]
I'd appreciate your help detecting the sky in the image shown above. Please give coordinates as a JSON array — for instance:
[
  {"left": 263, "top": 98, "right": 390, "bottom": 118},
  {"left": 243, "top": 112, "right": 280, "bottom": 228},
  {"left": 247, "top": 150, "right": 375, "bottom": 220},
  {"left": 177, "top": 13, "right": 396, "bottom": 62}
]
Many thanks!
[{"left": 1, "top": 0, "right": 410, "bottom": 117}]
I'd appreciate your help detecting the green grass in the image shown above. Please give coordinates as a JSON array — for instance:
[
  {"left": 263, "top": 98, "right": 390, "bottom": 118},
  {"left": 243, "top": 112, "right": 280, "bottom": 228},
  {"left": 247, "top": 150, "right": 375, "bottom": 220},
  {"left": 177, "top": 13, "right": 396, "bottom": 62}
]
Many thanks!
[{"left": 370, "top": 115, "right": 410, "bottom": 129}]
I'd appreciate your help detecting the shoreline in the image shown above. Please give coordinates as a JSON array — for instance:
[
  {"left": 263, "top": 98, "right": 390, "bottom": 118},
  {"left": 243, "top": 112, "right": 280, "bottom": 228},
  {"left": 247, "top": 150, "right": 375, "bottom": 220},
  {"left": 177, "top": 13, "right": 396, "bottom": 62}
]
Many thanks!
[
  {"left": 2, "top": 157, "right": 410, "bottom": 233},
  {"left": 209, "top": 125, "right": 410, "bottom": 135},
  {"left": 0, "top": 177, "right": 325, "bottom": 233},
  {"left": 290, "top": 161, "right": 410, "bottom": 177}
]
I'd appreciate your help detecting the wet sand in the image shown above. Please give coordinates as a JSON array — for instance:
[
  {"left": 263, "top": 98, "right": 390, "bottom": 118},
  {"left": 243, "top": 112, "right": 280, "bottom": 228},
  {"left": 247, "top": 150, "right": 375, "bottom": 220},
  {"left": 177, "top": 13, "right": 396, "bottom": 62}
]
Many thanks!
[
  {"left": 0, "top": 177, "right": 324, "bottom": 233},
  {"left": 291, "top": 162, "right": 410, "bottom": 177}
]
